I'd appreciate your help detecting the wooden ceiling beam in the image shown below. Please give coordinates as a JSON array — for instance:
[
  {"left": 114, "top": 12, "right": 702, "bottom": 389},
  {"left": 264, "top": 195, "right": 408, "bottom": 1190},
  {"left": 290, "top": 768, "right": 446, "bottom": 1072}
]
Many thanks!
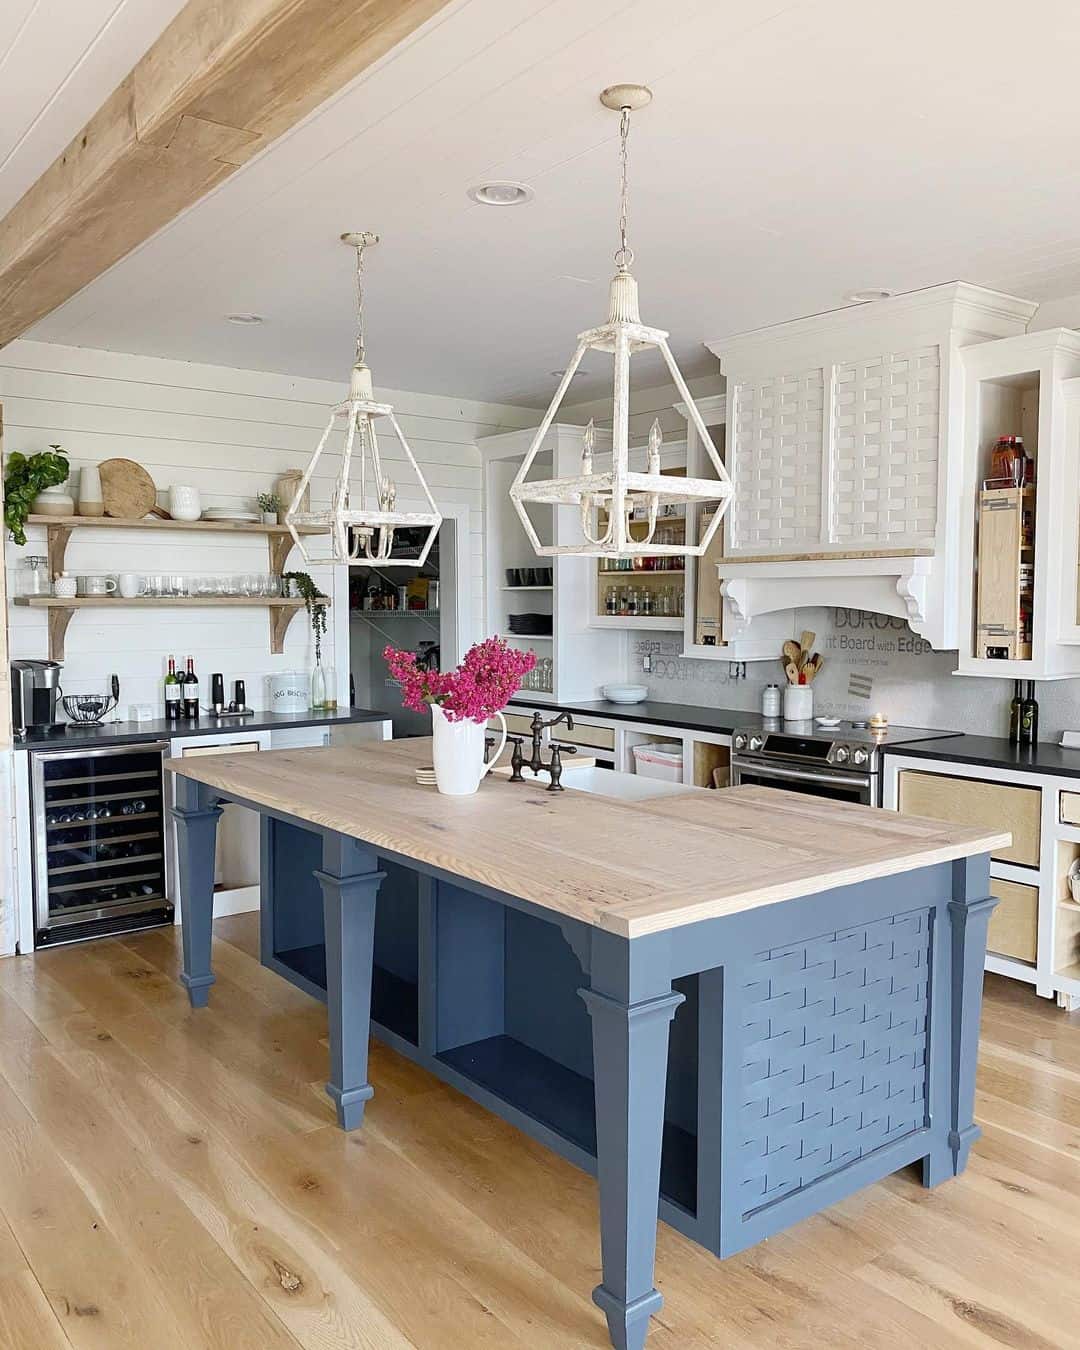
[{"left": 0, "top": 0, "right": 453, "bottom": 348}]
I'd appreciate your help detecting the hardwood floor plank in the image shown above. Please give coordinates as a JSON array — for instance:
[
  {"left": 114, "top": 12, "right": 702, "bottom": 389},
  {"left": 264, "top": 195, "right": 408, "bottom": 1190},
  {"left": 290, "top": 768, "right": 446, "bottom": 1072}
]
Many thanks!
[{"left": 0, "top": 916, "right": 1075, "bottom": 1348}]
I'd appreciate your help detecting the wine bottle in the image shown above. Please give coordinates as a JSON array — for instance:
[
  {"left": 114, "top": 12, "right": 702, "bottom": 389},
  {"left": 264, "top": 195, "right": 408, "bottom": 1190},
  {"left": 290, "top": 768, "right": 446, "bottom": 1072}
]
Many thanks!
[
  {"left": 1008, "top": 679, "right": 1022, "bottom": 745},
  {"left": 182, "top": 656, "right": 200, "bottom": 719},
  {"left": 164, "top": 656, "right": 182, "bottom": 721},
  {"left": 1020, "top": 680, "right": 1039, "bottom": 747}
]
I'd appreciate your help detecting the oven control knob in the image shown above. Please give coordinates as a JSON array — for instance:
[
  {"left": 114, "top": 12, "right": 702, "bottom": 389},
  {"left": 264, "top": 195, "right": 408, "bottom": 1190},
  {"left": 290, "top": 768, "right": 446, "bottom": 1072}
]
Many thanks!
[
  {"left": 733, "top": 733, "right": 747, "bottom": 750},
  {"left": 833, "top": 746, "right": 850, "bottom": 764},
  {"left": 749, "top": 735, "right": 764, "bottom": 751},
  {"left": 852, "top": 747, "right": 869, "bottom": 765}
]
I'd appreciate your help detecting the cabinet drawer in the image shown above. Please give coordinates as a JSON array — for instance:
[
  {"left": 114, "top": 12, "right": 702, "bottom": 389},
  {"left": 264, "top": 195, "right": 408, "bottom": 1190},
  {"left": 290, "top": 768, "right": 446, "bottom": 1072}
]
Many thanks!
[
  {"left": 493, "top": 713, "right": 534, "bottom": 738},
  {"left": 897, "top": 769, "right": 1040, "bottom": 867},
  {"left": 560, "top": 722, "right": 615, "bottom": 752},
  {"left": 987, "top": 878, "right": 1038, "bottom": 963},
  {"left": 1061, "top": 791, "right": 1080, "bottom": 826},
  {"left": 494, "top": 714, "right": 615, "bottom": 752}
]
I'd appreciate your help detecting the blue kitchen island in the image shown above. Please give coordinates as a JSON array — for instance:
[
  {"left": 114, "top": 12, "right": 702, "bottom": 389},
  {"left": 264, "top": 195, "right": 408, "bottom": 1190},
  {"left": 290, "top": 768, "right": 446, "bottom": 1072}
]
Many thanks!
[{"left": 168, "top": 737, "right": 1005, "bottom": 1350}]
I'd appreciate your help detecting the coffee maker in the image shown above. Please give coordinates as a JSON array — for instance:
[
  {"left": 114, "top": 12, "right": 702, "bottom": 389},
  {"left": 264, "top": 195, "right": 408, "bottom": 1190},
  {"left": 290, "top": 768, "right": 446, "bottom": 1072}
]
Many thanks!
[{"left": 11, "top": 660, "right": 64, "bottom": 738}]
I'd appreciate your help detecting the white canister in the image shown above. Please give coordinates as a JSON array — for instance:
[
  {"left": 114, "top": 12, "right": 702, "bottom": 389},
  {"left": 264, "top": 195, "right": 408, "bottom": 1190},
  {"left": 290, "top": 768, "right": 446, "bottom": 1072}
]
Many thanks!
[
  {"left": 168, "top": 484, "right": 202, "bottom": 522},
  {"left": 783, "top": 684, "right": 814, "bottom": 722},
  {"left": 52, "top": 572, "right": 77, "bottom": 598},
  {"left": 268, "top": 670, "right": 310, "bottom": 713},
  {"left": 761, "top": 683, "right": 782, "bottom": 718}
]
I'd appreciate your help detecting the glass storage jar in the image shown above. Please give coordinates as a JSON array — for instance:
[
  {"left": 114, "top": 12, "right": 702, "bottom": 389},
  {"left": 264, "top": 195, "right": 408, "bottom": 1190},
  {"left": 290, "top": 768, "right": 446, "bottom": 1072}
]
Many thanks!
[{"left": 19, "top": 555, "right": 51, "bottom": 596}]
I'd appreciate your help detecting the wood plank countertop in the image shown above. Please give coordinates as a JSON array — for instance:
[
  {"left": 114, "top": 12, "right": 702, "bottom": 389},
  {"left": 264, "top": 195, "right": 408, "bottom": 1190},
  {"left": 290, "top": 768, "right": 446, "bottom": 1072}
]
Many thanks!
[{"left": 167, "top": 737, "right": 1009, "bottom": 938}]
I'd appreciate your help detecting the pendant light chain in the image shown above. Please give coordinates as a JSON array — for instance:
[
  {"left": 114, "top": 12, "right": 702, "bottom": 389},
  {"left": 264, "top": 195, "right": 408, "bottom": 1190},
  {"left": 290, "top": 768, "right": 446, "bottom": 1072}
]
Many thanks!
[{"left": 615, "top": 106, "right": 634, "bottom": 270}]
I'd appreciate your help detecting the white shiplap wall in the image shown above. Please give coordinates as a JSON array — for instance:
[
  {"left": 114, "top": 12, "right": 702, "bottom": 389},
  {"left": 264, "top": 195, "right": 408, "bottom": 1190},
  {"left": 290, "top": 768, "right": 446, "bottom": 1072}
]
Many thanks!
[{"left": 1, "top": 340, "right": 537, "bottom": 712}]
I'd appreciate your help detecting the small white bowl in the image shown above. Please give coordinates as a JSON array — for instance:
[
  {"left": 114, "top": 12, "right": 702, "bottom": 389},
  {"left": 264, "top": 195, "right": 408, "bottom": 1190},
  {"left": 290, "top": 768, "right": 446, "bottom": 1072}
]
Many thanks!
[{"left": 602, "top": 683, "right": 648, "bottom": 705}]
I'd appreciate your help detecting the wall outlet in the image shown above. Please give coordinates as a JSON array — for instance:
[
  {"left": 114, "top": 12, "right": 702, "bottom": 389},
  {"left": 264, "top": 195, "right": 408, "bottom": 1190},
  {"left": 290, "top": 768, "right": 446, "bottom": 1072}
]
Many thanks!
[{"left": 642, "top": 653, "right": 653, "bottom": 673}]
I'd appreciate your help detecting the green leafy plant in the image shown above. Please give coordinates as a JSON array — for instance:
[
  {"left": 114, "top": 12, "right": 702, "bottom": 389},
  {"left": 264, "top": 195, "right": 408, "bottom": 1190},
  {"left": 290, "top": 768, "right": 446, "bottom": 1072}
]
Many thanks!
[
  {"left": 257, "top": 491, "right": 281, "bottom": 513},
  {"left": 4, "top": 444, "right": 70, "bottom": 545},
  {"left": 282, "top": 570, "right": 328, "bottom": 662}
]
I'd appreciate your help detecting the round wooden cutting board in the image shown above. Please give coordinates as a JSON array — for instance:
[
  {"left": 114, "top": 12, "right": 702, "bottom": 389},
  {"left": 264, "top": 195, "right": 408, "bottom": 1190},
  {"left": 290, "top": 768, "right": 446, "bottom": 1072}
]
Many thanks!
[{"left": 98, "top": 458, "right": 157, "bottom": 519}]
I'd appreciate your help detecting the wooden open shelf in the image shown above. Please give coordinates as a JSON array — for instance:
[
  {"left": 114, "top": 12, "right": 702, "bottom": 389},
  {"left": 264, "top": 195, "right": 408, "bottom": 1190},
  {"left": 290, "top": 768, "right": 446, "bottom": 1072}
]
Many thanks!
[
  {"left": 13, "top": 595, "right": 327, "bottom": 660},
  {"left": 26, "top": 514, "right": 327, "bottom": 576}
]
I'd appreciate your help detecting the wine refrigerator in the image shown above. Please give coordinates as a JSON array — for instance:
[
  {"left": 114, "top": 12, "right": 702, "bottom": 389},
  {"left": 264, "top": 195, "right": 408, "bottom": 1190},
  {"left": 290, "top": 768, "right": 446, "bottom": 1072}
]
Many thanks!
[{"left": 29, "top": 742, "right": 174, "bottom": 946}]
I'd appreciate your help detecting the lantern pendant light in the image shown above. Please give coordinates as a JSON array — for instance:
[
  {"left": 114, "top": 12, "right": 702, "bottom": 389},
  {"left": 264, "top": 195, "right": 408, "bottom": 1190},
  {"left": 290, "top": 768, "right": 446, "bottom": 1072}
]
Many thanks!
[
  {"left": 285, "top": 231, "right": 441, "bottom": 566},
  {"left": 509, "top": 85, "right": 732, "bottom": 559}
]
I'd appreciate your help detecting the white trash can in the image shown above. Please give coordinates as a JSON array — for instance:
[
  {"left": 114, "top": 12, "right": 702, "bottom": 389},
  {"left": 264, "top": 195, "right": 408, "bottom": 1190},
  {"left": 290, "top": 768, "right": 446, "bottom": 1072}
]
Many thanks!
[{"left": 631, "top": 742, "right": 684, "bottom": 782}]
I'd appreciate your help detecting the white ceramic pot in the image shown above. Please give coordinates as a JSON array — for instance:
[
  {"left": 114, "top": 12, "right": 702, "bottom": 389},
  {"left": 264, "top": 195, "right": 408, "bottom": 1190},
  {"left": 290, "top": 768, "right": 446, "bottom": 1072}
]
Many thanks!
[
  {"left": 783, "top": 684, "right": 814, "bottom": 722},
  {"left": 431, "top": 703, "right": 506, "bottom": 796},
  {"left": 168, "top": 484, "right": 202, "bottom": 522},
  {"left": 32, "top": 482, "right": 74, "bottom": 517},
  {"left": 52, "top": 573, "right": 77, "bottom": 598}
]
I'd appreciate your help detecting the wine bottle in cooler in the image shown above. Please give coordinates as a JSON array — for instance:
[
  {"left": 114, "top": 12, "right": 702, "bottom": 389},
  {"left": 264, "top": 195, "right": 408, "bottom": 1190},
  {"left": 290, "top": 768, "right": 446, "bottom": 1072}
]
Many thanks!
[
  {"left": 182, "top": 656, "right": 200, "bottom": 719},
  {"left": 164, "top": 655, "right": 182, "bottom": 721}
]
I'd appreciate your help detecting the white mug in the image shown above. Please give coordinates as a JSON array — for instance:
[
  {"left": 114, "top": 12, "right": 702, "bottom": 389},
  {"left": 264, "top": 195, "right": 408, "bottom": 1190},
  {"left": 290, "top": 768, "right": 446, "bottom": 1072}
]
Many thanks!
[
  {"left": 52, "top": 574, "right": 77, "bottom": 598},
  {"left": 118, "top": 572, "right": 147, "bottom": 599}
]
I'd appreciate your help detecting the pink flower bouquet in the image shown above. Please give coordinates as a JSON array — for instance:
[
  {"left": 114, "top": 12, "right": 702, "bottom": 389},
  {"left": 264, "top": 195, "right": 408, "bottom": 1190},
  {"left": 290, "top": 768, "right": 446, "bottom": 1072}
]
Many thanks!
[{"left": 384, "top": 637, "right": 536, "bottom": 723}]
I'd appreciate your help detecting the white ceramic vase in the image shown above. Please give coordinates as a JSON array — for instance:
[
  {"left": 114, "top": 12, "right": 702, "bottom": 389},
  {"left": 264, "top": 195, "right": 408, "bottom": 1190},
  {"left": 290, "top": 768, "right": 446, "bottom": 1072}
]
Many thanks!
[
  {"left": 32, "top": 482, "right": 74, "bottom": 517},
  {"left": 783, "top": 684, "right": 813, "bottom": 722},
  {"left": 78, "top": 464, "right": 105, "bottom": 517},
  {"left": 431, "top": 703, "right": 506, "bottom": 796}
]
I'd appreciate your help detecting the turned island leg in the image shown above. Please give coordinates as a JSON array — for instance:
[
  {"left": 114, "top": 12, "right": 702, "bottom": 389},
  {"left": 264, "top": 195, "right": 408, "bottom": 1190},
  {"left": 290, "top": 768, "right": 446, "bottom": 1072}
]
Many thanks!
[
  {"left": 581, "top": 932, "right": 684, "bottom": 1350},
  {"left": 171, "top": 776, "right": 223, "bottom": 1009},
  {"left": 315, "top": 833, "right": 385, "bottom": 1130},
  {"left": 924, "top": 853, "right": 997, "bottom": 1187}
]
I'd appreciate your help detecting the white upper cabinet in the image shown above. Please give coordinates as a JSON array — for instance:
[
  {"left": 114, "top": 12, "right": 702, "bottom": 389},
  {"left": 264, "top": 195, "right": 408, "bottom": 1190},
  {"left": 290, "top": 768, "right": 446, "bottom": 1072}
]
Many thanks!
[{"left": 706, "top": 283, "right": 1037, "bottom": 650}]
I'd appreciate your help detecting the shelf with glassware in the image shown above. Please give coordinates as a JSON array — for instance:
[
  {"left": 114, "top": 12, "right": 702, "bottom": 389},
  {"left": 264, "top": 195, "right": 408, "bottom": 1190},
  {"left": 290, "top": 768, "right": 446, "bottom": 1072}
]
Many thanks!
[
  {"left": 480, "top": 423, "right": 629, "bottom": 702},
  {"left": 959, "top": 330, "right": 1080, "bottom": 678}
]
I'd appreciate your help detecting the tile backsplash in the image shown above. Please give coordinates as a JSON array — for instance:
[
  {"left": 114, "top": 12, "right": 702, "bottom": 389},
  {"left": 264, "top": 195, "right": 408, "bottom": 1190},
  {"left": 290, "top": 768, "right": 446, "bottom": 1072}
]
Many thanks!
[{"left": 635, "top": 608, "right": 1080, "bottom": 738}]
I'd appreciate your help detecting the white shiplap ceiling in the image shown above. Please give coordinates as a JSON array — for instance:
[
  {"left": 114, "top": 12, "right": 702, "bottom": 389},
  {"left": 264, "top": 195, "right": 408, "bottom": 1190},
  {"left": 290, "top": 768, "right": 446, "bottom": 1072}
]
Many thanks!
[
  {"left": 0, "top": 0, "right": 186, "bottom": 217},
  {"left": 18, "top": 0, "right": 1080, "bottom": 406}
]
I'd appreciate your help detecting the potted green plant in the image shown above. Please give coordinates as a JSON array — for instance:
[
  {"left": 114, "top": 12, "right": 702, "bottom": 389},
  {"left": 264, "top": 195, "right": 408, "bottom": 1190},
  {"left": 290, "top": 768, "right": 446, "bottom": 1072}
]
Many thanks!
[
  {"left": 4, "top": 444, "right": 71, "bottom": 544},
  {"left": 257, "top": 491, "right": 281, "bottom": 525}
]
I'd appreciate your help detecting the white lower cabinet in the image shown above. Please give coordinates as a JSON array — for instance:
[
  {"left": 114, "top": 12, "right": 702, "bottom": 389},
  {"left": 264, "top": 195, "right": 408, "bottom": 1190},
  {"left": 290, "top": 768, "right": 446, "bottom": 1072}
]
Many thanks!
[{"left": 884, "top": 753, "right": 1080, "bottom": 1009}]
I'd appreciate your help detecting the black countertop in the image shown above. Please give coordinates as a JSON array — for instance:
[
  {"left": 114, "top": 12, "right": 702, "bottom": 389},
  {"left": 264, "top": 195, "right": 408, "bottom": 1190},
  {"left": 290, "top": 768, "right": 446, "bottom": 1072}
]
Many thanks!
[
  {"left": 15, "top": 707, "right": 389, "bottom": 750},
  {"left": 509, "top": 696, "right": 753, "bottom": 735},
  {"left": 882, "top": 734, "right": 1080, "bottom": 780}
]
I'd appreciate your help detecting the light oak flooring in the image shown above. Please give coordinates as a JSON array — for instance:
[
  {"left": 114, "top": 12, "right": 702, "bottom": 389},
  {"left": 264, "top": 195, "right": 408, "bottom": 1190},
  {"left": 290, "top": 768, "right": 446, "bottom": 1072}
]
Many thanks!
[{"left": 0, "top": 915, "right": 1075, "bottom": 1348}]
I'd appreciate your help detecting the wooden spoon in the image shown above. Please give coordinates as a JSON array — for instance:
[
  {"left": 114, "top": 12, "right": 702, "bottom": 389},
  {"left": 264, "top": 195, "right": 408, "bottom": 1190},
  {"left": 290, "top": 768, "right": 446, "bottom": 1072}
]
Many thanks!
[
  {"left": 785, "top": 661, "right": 800, "bottom": 684},
  {"left": 800, "top": 629, "right": 816, "bottom": 652},
  {"left": 782, "top": 639, "right": 802, "bottom": 665}
]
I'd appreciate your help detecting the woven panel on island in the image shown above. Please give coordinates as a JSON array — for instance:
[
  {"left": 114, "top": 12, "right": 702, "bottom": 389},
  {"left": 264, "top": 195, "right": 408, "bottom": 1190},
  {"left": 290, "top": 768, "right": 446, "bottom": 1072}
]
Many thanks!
[{"left": 738, "top": 908, "right": 931, "bottom": 1215}]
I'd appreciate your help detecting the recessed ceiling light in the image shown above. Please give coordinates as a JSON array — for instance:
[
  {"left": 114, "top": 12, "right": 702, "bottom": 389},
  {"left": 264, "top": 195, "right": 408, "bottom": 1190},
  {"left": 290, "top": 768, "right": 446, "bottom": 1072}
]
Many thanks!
[
  {"left": 551, "top": 368, "right": 588, "bottom": 379},
  {"left": 226, "top": 312, "right": 264, "bottom": 325},
  {"left": 466, "top": 180, "right": 534, "bottom": 207},
  {"left": 844, "top": 288, "right": 895, "bottom": 304}
]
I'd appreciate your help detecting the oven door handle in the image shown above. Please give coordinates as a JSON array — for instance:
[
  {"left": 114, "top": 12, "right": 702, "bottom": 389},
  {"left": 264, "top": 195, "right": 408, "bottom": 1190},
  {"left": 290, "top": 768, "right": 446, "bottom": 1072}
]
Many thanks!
[{"left": 731, "top": 760, "right": 870, "bottom": 790}]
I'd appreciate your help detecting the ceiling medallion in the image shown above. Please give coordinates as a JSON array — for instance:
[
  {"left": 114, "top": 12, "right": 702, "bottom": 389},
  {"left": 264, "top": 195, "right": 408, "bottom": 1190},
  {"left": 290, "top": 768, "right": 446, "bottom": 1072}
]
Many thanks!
[
  {"left": 285, "top": 232, "right": 441, "bottom": 566},
  {"left": 509, "top": 85, "right": 732, "bottom": 559}
]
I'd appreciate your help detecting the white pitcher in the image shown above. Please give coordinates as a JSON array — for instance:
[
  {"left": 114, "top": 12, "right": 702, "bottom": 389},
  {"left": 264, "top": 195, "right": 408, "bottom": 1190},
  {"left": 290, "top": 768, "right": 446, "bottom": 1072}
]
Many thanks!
[{"left": 431, "top": 703, "right": 506, "bottom": 796}]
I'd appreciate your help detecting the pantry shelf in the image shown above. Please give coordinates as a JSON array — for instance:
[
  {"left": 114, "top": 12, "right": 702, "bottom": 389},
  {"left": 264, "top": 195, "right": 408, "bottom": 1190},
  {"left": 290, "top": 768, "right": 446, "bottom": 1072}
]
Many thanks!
[{"left": 13, "top": 595, "right": 327, "bottom": 661}]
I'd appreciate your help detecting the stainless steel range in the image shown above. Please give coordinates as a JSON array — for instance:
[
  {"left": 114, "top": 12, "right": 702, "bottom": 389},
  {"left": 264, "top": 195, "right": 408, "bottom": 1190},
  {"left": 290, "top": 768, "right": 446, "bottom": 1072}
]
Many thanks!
[{"left": 729, "top": 721, "right": 960, "bottom": 806}]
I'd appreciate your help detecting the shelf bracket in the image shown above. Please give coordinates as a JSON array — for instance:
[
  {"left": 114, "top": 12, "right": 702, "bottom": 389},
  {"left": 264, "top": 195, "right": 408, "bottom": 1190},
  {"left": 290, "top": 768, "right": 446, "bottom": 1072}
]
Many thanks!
[
  {"left": 268, "top": 530, "right": 293, "bottom": 576},
  {"left": 270, "top": 605, "right": 299, "bottom": 655},
  {"left": 46, "top": 524, "right": 72, "bottom": 579},
  {"left": 47, "top": 606, "right": 74, "bottom": 662}
]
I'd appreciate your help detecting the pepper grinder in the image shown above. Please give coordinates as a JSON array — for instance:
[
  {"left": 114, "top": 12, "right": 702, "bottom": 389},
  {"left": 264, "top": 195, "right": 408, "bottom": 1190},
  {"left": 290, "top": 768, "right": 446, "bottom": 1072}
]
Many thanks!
[{"left": 210, "top": 673, "right": 225, "bottom": 714}]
